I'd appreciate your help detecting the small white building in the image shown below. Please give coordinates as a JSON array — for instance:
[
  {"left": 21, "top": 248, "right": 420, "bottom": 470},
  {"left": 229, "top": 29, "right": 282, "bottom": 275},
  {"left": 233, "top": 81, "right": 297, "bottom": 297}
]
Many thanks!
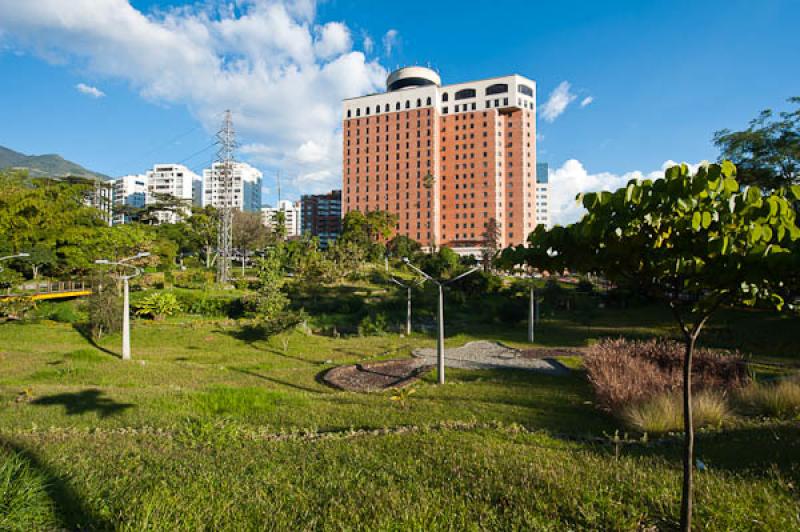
[
  {"left": 262, "top": 200, "right": 301, "bottom": 237},
  {"left": 146, "top": 164, "right": 198, "bottom": 224},
  {"left": 203, "top": 161, "right": 263, "bottom": 212},
  {"left": 112, "top": 174, "right": 149, "bottom": 225}
]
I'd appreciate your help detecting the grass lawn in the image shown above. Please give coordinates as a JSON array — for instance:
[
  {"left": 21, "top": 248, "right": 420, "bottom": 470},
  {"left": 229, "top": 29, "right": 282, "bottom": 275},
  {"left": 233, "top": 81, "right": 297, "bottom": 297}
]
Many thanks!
[{"left": 1, "top": 299, "right": 799, "bottom": 530}]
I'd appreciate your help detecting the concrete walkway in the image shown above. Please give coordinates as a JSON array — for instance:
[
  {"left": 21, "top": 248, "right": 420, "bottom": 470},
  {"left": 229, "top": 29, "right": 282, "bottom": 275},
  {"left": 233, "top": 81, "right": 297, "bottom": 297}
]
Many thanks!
[{"left": 413, "top": 341, "right": 569, "bottom": 375}]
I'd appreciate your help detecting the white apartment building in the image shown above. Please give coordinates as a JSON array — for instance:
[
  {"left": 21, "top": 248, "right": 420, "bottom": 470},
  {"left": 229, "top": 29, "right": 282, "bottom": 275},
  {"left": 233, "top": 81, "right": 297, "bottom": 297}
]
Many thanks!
[
  {"left": 146, "top": 164, "right": 198, "bottom": 224},
  {"left": 112, "top": 174, "right": 149, "bottom": 225},
  {"left": 202, "top": 161, "right": 263, "bottom": 213},
  {"left": 262, "top": 200, "right": 301, "bottom": 237},
  {"left": 535, "top": 162, "right": 550, "bottom": 229}
]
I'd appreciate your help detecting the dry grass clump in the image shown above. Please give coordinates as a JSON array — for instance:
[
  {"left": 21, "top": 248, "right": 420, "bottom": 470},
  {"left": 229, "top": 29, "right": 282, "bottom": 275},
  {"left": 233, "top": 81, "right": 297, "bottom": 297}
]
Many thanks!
[
  {"left": 736, "top": 377, "right": 800, "bottom": 419},
  {"left": 622, "top": 391, "right": 732, "bottom": 433},
  {"left": 584, "top": 338, "right": 748, "bottom": 412}
]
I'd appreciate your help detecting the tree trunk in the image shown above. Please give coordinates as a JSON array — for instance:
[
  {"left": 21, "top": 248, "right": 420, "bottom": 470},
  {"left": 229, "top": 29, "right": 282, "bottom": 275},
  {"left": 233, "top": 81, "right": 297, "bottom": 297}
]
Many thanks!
[
  {"left": 32, "top": 264, "right": 39, "bottom": 280},
  {"left": 680, "top": 332, "right": 697, "bottom": 532}
]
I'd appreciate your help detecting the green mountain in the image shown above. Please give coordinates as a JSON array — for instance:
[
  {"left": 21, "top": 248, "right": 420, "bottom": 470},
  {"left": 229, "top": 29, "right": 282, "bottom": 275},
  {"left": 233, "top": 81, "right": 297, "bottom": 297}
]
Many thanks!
[{"left": 0, "top": 145, "right": 109, "bottom": 180}]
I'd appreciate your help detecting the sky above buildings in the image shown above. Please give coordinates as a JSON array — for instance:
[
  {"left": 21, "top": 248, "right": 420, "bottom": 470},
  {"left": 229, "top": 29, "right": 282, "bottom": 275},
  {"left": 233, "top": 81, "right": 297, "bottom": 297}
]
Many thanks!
[{"left": 0, "top": 0, "right": 797, "bottom": 224}]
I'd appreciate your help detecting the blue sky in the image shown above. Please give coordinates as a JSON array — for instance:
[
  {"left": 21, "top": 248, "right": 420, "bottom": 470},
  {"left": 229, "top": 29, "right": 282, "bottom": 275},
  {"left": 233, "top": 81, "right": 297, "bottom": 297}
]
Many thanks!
[{"left": 0, "top": 0, "right": 797, "bottom": 223}]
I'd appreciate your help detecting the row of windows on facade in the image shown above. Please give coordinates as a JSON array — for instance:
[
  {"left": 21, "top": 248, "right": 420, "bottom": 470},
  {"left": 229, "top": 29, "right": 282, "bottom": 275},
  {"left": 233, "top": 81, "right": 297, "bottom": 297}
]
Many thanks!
[
  {"left": 345, "top": 111, "right": 530, "bottom": 135},
  {"left": 345, "top": 83, "right": 533, "bottom": 118}
]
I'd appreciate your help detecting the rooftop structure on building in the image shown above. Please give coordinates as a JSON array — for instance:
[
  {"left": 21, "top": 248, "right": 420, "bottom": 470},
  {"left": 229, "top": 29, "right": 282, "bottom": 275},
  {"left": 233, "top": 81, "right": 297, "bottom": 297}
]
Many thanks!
[{"left": 342, "top": 66, "right": 539, "bottom": 254}]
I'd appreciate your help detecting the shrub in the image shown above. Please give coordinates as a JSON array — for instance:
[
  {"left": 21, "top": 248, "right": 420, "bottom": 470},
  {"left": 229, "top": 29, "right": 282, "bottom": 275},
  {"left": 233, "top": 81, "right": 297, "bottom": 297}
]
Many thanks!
[
  {"left": 622, "top": 391, "right": 732, "bottom": 433},
  {"left": 358, "top": 313, "right": 389, "bottom": 336},
  {"left": 172, "top": 270, "right": 214, "bottom": 289},
  {"left": 134, "top": 292, "right": 182, "bottom": 320},
  {"left": 0, "top": 297, "right": 36, "bottom": 321},
  {"left": 736, "top": 378, "right": 800, "bottom": 419},
  {"left": 584, "top": 338, "right": 748, "bottom": 411},
  {"left": 88, "top": 280, "right": 122, "bottom": 338}
]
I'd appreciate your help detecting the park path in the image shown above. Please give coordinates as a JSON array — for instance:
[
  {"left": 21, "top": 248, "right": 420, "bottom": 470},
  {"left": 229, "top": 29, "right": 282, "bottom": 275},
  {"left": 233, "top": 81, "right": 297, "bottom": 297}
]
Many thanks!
[{"left": 413, "top": 341, "right": 569, "bottom": 375}]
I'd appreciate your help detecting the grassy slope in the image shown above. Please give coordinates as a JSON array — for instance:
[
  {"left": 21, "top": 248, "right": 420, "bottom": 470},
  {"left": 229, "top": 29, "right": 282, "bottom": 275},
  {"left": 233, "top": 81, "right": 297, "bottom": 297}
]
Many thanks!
[{"left": 1, "top": 300, "right": 798, "bottom": 529}]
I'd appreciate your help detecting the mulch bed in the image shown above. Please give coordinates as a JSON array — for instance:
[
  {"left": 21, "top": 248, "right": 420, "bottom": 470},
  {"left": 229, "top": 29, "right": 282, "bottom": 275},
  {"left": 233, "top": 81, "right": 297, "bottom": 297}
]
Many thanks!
[
  {"left": 518, "top": 347, "right": 586, "bottom": 359},
  {"left": 322, "top": 359, "right": 433, "bottom": 392}
]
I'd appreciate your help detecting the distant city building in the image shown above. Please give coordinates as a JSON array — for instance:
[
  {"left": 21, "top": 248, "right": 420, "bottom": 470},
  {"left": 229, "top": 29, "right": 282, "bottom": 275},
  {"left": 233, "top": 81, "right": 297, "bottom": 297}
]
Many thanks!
[
  {"left": 301, "top": 190, "right": 342, "bottom": 248},
  {"left": 85, "top": 180, "right": 113, "bottom": 226},
  {"left": 342, "top": 66, "right": 540, "bottom": 254},
  {"left": 192, "top": 178, "right": 203, "bottom": 208},
  {"left": 112, "top": 174, "right": 148, "bottom": 225},
  {"left": 203, "top": 161, "right": 262, "bottom": 213},
  {"left": 262, "top": 200, "right": 301, "bottom": 237},
  {"left": 535, "top": 162, "right": 550, "bottom": 229},
  {"left": 146, "top": 164, "right": 197, "bottom": 224}
]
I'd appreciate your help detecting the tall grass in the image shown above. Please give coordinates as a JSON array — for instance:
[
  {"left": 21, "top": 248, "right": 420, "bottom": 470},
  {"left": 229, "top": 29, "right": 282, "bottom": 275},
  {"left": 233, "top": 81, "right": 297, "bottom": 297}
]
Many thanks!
[
  {"left": 622, "top": 391, "right": 732, "bottom": 433},
  {"left": 584, "top": 338, "right": 747, "bottom": 411},
  {"left": 0, "top": 449, "right": 57, "bottom": 531},
  {"left": 737, "top": 378, "right": 800, "bottom": 419}
]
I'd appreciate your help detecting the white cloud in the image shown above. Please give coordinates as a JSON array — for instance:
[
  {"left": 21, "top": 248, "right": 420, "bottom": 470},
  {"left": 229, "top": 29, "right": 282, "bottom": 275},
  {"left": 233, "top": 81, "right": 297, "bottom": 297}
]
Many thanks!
[
  {"left": 362, "top": 33, "right": 374, "bottom": 55},
  {"left": 75, "top": 82, "right": 105, "bottom": 98},
  {"left": 382, "top": 29, "right": 399, "bottom": 56},
  {"left": 314, "top": 21, "right": 351, "bottom": 59},
  {"left": 580, "top": 96, "right": 593, "bottom": 107},
  {"left": 540, "top": 81, "right": 576, "bottom": 122},
  {"left": 549, "top": 159, "right": 703, "bottom": 226},
  {"left": 0, "top": 0, "right": 386, "bottom": 200}
]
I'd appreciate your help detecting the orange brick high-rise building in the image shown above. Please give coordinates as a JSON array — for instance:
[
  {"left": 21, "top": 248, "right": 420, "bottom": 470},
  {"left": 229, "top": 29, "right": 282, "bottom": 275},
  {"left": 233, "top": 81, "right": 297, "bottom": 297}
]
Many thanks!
[{"left": 342, "top": 66, "right": 538, "bottom": 253}]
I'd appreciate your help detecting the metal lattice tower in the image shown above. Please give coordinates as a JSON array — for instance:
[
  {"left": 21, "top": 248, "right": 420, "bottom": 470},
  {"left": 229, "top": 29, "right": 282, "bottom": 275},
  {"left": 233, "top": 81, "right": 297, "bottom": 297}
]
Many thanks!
[{"left": 216, "top": 110, "right": 236, "bottom": 284}]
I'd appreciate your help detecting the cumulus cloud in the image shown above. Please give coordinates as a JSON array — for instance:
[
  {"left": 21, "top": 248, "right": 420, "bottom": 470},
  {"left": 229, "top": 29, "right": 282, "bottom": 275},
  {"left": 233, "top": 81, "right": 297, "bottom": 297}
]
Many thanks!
[
  {"left": 540, "top": 81, "right": 576, "bottom": 122},
  {"left": 0, "top": 0, "right": 386, "bottom": 199},
  {"left": 314, "top": 21, "right": 351, "bottom": 59},
  {"left": 382, "top": 29, "right": 399, "bottom": 56},
  {"left": 75, "top": 82, "right": 105, "bottom": 98},
  {"left": 549, "top": 159, "right": 704, "bottom": 225},
  {"left": 580, "top": 96, "right": 593, "bottom": 107}
]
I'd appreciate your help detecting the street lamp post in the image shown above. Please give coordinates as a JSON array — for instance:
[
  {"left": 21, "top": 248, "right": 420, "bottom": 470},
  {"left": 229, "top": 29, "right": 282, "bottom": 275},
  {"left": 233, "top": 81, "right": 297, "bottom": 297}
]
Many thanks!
[
  {"left": 95, "top": 252, "right": 150, "bottom": 361},
  {"left": 389, "top": 276, "right": 425, "bottom": 336},
  {"left": 0, "top": 252, "right": 30, "bottom": 272},
  {"left": 402, "top": 257, "right": 480, "bottom": 384}
]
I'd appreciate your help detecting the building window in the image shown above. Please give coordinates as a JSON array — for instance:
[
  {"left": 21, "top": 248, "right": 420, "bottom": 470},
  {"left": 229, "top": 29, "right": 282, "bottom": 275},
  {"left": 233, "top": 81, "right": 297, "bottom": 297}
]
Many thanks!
[
  {"left": 442, "top": 93, "right": 449, "bottom": 102},
  {"left": 405, "top": 100, "right": 410, "bottom": 109},
  {"left": 518, "top": 84, "right": 534, "bottom": 97},
  {"left": 486, "top": 83, "right": 508, "bottom": 95},
  {"left": 347, "top": 109, "right": 351, "bottom": 118},
  {"left": 385, "top": 103, "right": 390, "bottom": 112},
  {"left": 426, "top": 96, "right": 432, "bottom": 105},
  {"left": 396, "top": 102, "right": 401, "bottom": 110},
  {"left": 455, "top": 88, "right": 476, "bottom": 100},
  {"left": 356, "top": 108, "right": 361, "bottom": 116}
]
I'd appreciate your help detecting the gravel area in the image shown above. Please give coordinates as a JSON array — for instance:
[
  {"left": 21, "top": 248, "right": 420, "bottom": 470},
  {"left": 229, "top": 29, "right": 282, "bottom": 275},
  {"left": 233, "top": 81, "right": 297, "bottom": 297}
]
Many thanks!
[
  {"left": 322, "top": 359, "right": 432, "bottom": 392},
  {"left": 413, "top": 341, "right": 569, "bottom": 375}
]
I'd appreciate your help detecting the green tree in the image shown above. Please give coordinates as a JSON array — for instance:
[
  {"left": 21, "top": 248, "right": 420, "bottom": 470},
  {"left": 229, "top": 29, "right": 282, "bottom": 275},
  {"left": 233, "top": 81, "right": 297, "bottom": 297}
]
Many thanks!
[
  {"left": 187, "top": 206, "right": 219, "bottom": 268},
  {"left": 271, "top": 210, "right": 288, "bottom": 242},
  {"left": 386, "top": 235, "right": 422, "bottom": 260},
  {"left": 233, "top": 210, "right": 270, "bottom": 274},
  {"left": 251, "top": 248, "right": 289, "bottom": 323},
  {"left": 514, "top": 161, "right": 800, "bottom": 530},
  {"left": 714, "top": 96, "right": 800, "bottom": 188}
]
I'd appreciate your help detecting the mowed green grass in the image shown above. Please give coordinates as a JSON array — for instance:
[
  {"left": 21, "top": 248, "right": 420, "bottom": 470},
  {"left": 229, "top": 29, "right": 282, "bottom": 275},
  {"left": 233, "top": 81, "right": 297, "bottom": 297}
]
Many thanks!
[{"left": 1, "top": 304, "right": 799, "bottom": 530}]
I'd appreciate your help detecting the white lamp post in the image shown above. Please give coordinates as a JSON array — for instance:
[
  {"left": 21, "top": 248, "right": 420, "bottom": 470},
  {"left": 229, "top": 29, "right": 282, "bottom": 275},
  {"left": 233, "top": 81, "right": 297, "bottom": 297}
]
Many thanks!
[
  {"left": 95, "top": 252, "right": 150, "bottom": 361},
  {"left": 389, "top": 276, "right": 425, "bottom": 336},
  {"left": 402, "top": 257, "right": 480, "bottom": 384},
  {"left": 0, "top": 252, "right": 30, "bottom": 272}
]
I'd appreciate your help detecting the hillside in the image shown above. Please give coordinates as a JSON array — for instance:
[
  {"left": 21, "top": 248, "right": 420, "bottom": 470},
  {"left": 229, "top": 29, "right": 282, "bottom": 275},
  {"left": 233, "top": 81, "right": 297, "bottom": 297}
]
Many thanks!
[{"left": 0, "top": 144, "right": 109, "bottom": 180}]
